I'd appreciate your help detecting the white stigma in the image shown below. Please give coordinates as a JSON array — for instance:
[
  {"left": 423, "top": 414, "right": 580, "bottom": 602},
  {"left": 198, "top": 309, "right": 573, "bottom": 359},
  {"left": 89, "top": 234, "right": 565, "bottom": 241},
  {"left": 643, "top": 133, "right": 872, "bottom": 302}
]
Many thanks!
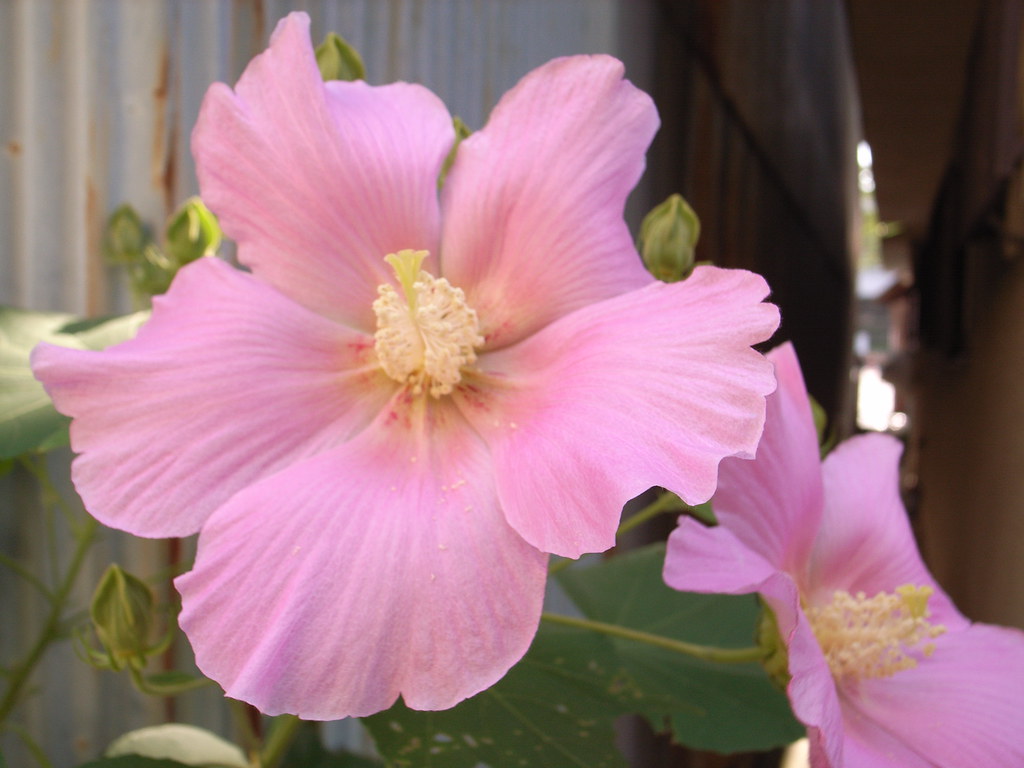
[
  {"left": 807, "top": 584, "right": 946, "bottom": 681},
  {"left": 373, "top": 249, "right": 484, "bottom": 398}
]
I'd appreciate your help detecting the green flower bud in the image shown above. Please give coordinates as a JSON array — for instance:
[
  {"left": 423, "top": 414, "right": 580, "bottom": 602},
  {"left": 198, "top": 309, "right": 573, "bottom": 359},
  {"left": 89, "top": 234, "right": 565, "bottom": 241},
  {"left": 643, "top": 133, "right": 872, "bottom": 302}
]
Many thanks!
[
  {"left": 164, "top": 197, "right": 221, "bottom": 269},
  {"left": 639, "top": 193, "right": 701, "bottom": 282},
  {"left": 104, "top": 199, "right": 222, "bottom": 302},
  {"left": 90, "top": 564, "right": 156, "bottom": 671},
  {"left": 315, "top": 32, "right": 366, "bottom": 82},
  {"left": 103, "top": 205, "right": 150, "bottom": 266}
]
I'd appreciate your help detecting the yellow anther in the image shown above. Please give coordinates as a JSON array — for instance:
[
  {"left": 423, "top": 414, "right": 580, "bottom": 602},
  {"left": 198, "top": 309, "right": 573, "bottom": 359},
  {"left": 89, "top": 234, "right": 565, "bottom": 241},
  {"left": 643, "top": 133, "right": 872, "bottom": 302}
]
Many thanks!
[{"left": 807, "top": 584, "right": 946, "bottom": 681}]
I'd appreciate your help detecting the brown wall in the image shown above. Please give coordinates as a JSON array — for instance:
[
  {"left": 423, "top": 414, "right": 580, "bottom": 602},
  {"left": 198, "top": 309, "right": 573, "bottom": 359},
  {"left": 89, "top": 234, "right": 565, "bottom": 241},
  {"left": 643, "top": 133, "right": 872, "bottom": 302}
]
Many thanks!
[
  {"left": 912, "top": 0, "right": 1024, "bottom": 629},
  {"left": 647, "top": 0, "right": 860, "bottom": 418},
  {"left": 916, "top": 247, "right": 1024, "bottom": 629}
]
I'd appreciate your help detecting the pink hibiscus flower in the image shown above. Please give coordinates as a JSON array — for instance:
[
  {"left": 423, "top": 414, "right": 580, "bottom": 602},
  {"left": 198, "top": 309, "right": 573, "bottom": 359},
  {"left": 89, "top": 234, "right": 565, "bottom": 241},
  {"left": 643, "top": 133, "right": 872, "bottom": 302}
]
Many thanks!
[
  {"left": 664, "top": 343, "right": 1024, "bottom": 767},
  {"left": 32, "top": 12, "right": 779, "bottom": 719}
]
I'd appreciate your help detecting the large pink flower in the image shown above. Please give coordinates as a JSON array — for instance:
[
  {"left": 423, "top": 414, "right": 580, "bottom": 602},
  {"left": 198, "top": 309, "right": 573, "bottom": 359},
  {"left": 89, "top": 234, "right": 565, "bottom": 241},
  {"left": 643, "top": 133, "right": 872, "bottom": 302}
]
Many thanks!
[
  {"left": 664, "top": 343, "right": 1024, "bottom": 767},
  {"left": 32, "top": 13, "right": 779, "bottom": 719}
]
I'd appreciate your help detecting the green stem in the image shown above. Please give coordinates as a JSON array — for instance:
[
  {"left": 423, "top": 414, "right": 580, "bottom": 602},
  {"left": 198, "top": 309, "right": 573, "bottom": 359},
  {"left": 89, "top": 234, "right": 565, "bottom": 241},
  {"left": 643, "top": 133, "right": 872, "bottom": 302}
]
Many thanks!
[
  {"left": 0, "top": 553, "right": 54, "bottom": 603},
  {"left": 0, "top": 721, "right": 56, "bottom": 768},
  {"left": 0, "top": 515, "right": 98, "bottom": 724},
  {"left": 41, "top": 467, "right": 61, "bottom": 589},
  {"left": 548, "top": 492, "right": 689, "bottom": 575},
  {"left": 616, "top": 492, "right": 688, "bottom": 537},
  {"left": 228, "top": 699, "right": 261, "bottom": 762},
  {"left": 20, "top": 455, "right": 81, "bottom": 534},
  {"left": 541, "top": 612, "right": 767, "bottom": 665},
  {"left": 260, "top": 714, "right": 302, "bottom": 768}
]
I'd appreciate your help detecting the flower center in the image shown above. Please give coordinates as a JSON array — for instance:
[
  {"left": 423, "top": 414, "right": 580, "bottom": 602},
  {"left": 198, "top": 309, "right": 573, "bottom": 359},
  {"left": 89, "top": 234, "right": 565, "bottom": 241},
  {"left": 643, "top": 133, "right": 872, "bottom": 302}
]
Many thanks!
[
  {"left": 806, "top": 584, "right": 946, "bottom": 681},
  {"left": 372, "top": 249, "right": 484, "bottom": 398}
]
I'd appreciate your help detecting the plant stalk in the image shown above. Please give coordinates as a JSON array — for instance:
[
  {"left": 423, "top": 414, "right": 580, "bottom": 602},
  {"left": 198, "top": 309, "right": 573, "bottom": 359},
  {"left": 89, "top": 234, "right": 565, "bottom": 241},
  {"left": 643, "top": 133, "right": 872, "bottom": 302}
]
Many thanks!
[{"left": 541, "top": 612, "right": 767, "bottom": 664}]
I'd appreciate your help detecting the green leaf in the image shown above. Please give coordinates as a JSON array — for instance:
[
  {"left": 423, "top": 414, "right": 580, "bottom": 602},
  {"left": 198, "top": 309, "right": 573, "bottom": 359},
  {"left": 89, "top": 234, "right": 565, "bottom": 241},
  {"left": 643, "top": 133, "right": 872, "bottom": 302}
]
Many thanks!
[
  {"left": 61, "top": 312, "right": 149, "bottom": 351},
  {"left": 364, "top": 545, "right": 803, "bottom": 764},
  {"left": 0, "top": 308, "right": 148, "bottom": 459},
  {"left": 557, "top": 544, "right": 804, "bottom": 753},
  {"left": 684, "top": 500, "right": 716, "bottom": 525},
  {"left": 279, "top": 720, "right": 383, "bottom": 767},
  {"left": 315, "top": 32, "right": 366, "bottom": 81},
  {"left": 99, "top": 723, "right": 246, "bottom": 767},
  {"left": 0, "top": 307, "right": 76, "bottom": 458},
  {"left": 364, "top": 623, "right": 630, "bottom": 768}
]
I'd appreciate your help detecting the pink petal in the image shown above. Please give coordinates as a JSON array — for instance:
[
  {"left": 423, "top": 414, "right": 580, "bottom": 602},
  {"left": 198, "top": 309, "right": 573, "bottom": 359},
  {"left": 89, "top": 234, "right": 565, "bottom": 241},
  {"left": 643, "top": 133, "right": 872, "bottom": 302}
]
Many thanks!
[
  {"left": 440, "top": 54, "right": 658, "bottom": 348},
  {"left": 458, "top": 267, "right": 778, "bottom": 558},
  {"left": 808, "top": 433, "right": 967, "bottom": 630},
  {"left": 713, "top": 343, "right": 825, "bottom": 576},
  {"left": 743, "top": 569, "right": 845, "bottom": 768},
  {"left": 778, "top": 600, "right": 845, "bottom": 768},
  {"left": 31, "top": 258, "right": 392, "bottom": 538},
  {"left": 839, "top": 623, "right": 1024, "bottom": 767},
  {"left": 192, "top": 12, "right": 454, "bottom": 330},
  {"left": 664, "top": 521, "right": 845, "bottom": 768},
  {"left": 838, "top": 707, "right": 937, "bottom": 767},
  {"left": 176, "top": 396, "right": 548, "bottom": 719},
  {"left": 664, "top": 519, "right": 778, "bottom": 596}
]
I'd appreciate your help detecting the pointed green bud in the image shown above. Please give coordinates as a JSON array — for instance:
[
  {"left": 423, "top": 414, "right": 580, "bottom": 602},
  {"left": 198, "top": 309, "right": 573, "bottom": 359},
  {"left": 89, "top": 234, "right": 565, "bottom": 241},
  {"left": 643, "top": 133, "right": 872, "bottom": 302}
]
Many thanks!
[
  {"left": 164, "top": 196, "right": 221, "bottom": 268},
  {"left": 103, "top": 205, "right": 167, "bottom": 303},
  {"left": 315, "top": 32, "right": 366, "bottom": 82},
  {"left": 439, "top": 116, "right": 472, "bottom": 189},
  {"left": 639, "top": 193, "right": 701, "bottom": 282},
  {"left": 90, "top": 564, "right": 156, "bottom": 671},
  {"left": 103, "top": 205, "right": 150, "bottom": 266},
  {"left": 133, "top": 245, "right": 174, "bottom": 298}
]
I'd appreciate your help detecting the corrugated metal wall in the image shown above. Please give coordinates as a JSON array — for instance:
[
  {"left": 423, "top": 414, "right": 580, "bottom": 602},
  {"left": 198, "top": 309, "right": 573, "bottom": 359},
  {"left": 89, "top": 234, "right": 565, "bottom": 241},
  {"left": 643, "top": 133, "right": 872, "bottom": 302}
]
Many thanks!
[
  {"left": 0, "top": 2, "right": 644, "bottom": 764},
  {"left": 1, "top": 0, "right": 647, "bottom": 313}
]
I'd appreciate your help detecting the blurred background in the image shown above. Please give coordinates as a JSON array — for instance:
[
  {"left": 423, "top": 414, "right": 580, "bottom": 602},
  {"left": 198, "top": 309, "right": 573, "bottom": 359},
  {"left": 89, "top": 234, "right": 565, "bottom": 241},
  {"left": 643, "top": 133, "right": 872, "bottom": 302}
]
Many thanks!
[{"left": 2, "top": 0, "right": 1022, "bottom": 766}]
